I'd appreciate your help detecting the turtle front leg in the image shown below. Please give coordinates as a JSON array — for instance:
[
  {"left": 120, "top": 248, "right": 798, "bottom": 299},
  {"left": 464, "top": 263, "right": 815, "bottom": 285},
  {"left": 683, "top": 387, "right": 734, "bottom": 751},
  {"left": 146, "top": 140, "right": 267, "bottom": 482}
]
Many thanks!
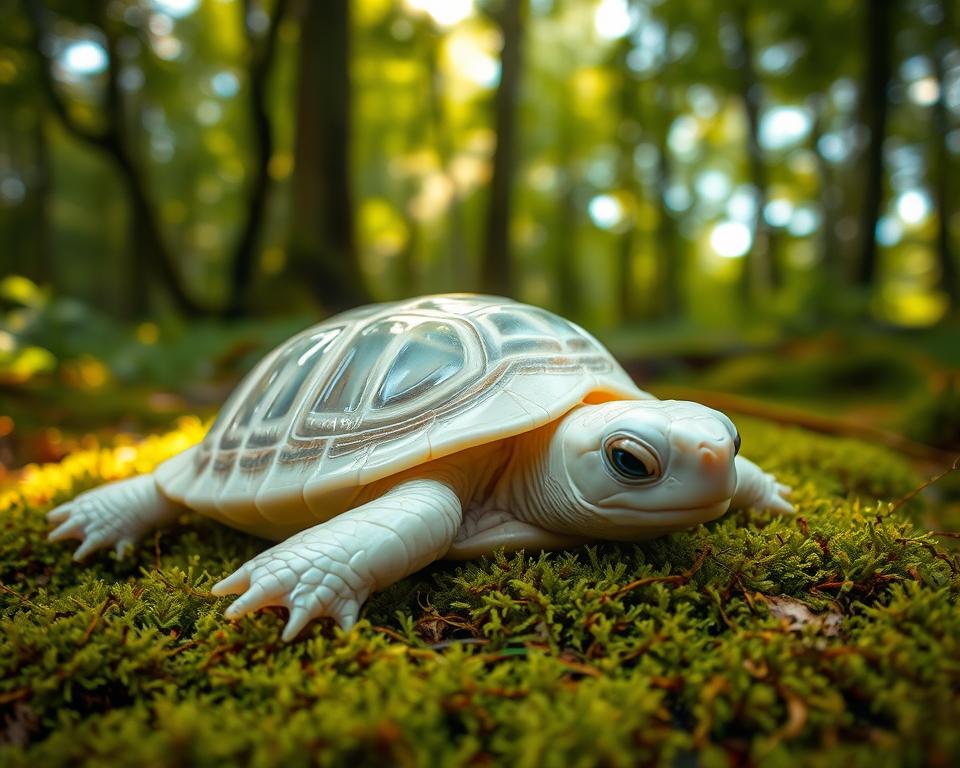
[
  {"left": 211, "top": 478, "right": 463, "bottom": 641},
  {"left": 732, "top": 456, "right": 793, "bottom": 514}
]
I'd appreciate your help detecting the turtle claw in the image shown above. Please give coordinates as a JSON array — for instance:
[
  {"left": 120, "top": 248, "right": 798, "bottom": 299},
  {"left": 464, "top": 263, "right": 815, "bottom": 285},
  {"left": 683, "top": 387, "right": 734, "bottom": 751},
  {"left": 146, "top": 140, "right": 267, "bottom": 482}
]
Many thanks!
[
  {"left": 765, "top": 477, "right": 794, "bottom": 515},
  {"left": 768, "top": 494, "right": 795, "bottom": 515},
  {"left": 211, "top": 567, "right": 251, "bottom": 597},
  {"left": 72, "top": 535, "right": 109, "bottom": 561},
  {"left": 281, "top": 606, "right": 313, "bottom": 642},
  {"left": 113, "top": 538, "right": 135, "bottom": 559},
  {"left": 47, "top": 504, "right": 72, "bottom": 525},
  {"left": 222, "top": 582, "right": 278, "bottom": 619},
  {"left": 48, "top": 516, "right": 85, "bottom": 543}
]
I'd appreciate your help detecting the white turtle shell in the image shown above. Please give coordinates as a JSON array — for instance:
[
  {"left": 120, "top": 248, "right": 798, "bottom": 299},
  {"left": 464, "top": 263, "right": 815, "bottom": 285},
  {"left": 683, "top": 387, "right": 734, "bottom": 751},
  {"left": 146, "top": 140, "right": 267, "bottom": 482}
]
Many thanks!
[{"left": 156, "top": 294, "right": 648, "bottom": 526}]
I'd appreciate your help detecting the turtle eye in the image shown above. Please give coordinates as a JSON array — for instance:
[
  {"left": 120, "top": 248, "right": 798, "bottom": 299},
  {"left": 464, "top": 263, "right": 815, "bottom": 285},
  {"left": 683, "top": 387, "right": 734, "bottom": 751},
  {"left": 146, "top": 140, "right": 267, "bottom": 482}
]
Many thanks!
[
  {"left": 604, "top": 436, "right": 661, "bottom": 484},
  {"left": 733, "top": 432, "right": 741, "bottom": 456}
]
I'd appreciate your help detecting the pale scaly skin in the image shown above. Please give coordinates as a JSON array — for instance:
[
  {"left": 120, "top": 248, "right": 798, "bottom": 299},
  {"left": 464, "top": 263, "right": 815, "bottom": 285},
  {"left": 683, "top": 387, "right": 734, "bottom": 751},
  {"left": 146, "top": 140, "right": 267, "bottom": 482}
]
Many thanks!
[{"left": 47, "top": 400, "right": 792, "bottom": 640}]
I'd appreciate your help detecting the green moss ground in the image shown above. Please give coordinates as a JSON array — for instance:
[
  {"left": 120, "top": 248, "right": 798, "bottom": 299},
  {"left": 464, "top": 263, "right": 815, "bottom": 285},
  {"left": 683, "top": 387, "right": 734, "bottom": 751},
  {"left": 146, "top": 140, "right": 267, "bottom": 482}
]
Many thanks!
[{"left": 1, "top": 417, "right": 959, "bottom": 767}]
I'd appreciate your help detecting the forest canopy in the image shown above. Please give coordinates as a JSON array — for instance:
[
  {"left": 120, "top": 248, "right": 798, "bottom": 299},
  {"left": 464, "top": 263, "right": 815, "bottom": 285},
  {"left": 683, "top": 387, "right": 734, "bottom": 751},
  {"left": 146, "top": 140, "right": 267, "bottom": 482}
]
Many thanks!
[{"left": 1, "top": 0, "right": 957, "bottom": 330}]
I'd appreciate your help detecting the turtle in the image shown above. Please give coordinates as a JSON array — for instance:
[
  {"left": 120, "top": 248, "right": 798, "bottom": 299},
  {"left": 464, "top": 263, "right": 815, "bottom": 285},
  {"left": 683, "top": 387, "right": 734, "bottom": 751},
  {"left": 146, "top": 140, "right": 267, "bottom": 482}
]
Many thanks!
[{"left": 47, "top": 294, "right": 792, "bottom": 641}]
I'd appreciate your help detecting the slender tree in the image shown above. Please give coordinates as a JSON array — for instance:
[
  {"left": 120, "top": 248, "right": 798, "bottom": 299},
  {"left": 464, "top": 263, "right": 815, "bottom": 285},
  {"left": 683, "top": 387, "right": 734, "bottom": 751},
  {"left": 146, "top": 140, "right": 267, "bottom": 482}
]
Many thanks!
[
  {"left": 613, "top": 26, "right": 642, "bottom": 324},
  {"left": 226, "top": 0, "right": 289, "bottom": 317},
  {"left": 288, "top": 0, "right": 370, "bottom": 311},
  {"left": 930, "top": 0, "right": 958, "bottom": 311},
  {"left": 554, "top": 87, "right": 579, "bottom": 317},
  {"left": 29, "top": 113, "right": 52, "bottom": 285},
  {"left": 643, "top": 79, "right": 682, "bottom": 320},
  {"left": 728, "top": 2, "right": 777, "bottom": 302},
  {"left": 855, "top": 0, "right": 893, "bottom": 293},
  {"left": 481, "top": 0, "right": 526, "bottom": 297}
]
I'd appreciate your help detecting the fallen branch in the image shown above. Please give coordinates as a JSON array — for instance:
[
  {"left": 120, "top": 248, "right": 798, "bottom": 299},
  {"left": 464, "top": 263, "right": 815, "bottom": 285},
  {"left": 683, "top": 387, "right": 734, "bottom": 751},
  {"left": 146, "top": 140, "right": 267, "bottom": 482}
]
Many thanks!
[
  {"left": 601, "top": 545, "right": 711, "bottom": 602},
  {"left": 655, "top": 386, "right": 955, "bottom": 466}
]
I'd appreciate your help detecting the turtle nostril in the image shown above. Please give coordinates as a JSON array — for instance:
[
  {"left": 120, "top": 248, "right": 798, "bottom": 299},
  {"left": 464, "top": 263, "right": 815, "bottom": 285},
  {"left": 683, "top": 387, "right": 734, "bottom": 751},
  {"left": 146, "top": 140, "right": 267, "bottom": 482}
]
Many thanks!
[{"left": 733, "top": 433, "right": 741, "bottom": 456}]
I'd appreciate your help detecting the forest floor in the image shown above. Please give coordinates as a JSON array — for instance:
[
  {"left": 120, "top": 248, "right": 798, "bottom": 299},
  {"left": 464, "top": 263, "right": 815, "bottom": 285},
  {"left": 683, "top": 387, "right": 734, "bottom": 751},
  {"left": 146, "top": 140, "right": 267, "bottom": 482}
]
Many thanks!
[{"left": 1, "top": 415, "right": 959, "bottom": 766}]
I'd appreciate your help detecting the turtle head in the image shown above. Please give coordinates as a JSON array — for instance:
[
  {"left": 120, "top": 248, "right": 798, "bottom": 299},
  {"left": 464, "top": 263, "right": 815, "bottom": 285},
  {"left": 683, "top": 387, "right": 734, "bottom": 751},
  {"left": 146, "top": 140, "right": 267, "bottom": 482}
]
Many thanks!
[{"left": 542, "top": 400, "right": 740, "bottom": 539}]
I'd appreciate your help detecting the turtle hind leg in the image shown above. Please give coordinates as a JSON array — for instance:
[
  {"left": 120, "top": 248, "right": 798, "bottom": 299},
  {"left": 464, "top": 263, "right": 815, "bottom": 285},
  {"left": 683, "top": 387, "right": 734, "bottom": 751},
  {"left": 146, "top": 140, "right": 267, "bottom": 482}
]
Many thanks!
[{"left": 48, "top": 473, "right": 182, "bottom": 560}]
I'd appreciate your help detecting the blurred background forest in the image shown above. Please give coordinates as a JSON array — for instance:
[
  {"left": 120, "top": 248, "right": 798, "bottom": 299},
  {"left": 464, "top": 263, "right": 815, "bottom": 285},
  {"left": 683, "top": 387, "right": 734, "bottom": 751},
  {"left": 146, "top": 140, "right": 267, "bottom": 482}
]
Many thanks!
[{"left": 0, "top": 0, "right": 959, "bottom": 477}]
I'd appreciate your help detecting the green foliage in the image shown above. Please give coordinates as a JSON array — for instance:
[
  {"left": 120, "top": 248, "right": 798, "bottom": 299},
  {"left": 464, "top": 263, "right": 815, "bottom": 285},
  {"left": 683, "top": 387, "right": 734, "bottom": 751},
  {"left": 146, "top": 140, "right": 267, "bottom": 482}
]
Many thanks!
[
  {"left": 695, "top": 341, "right": 926, "bottom": 404},
  {"left": 1, "top": 418, "right": 959, "bottom": 764}
]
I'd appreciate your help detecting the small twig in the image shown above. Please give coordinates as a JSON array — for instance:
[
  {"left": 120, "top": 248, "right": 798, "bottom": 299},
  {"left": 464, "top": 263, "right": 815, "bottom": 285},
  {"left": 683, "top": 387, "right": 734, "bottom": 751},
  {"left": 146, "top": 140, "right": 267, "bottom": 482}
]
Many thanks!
[
  {"left": 0, "top": 581, "right": 39, "bottom": 610},
  {"left": 371, "top": 625, "right": 416, "bottom": 645},
  {"left": 895, "top": 537, "right": 960, "bottom": 575},
  {"left": 78, "top": 597, "right": 117, "bottom": 646},
  {"left": 811, "top": 573, "right": 900, "bottom": 592},
  {"left": 601, "top": 545, "right": 711, "bottom": 602},
  {"left": 887, "top": 455, "right": 960, "bottom": 516},
  {"left": 0, "top": 687, "right": 31, "bottom": 706}
]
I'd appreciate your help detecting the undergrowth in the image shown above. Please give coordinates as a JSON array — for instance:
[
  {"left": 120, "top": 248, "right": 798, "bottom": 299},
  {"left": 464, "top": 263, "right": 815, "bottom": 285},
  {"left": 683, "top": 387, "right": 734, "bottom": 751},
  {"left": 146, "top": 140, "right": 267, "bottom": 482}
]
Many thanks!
[{"left": 1, "top": 416, "right": 958, "bottom": 766}]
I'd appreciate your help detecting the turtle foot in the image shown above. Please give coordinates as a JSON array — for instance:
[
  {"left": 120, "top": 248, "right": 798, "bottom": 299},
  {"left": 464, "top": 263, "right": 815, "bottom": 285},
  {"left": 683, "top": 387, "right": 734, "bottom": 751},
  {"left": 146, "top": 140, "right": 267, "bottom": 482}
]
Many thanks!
[
  {"left": 48, "top": 474, "right": 178, "bottom": 560},
  {"left": 212, "top": 527, "right": 372, "bottom": 641}
]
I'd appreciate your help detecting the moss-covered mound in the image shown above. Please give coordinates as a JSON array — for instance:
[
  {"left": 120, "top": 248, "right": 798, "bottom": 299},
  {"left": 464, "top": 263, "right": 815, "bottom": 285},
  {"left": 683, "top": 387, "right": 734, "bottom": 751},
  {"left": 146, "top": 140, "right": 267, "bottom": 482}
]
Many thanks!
[{"left": 1, "top": 417, "right": 958, "bottom": 766}]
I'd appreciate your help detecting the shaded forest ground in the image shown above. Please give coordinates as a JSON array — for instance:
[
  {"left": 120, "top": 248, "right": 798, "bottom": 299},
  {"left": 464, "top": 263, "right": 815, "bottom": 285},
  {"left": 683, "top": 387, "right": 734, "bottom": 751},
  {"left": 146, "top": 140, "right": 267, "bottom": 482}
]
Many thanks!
[{"left": 1, "top": 416, "right": 959, "bottom": 765}]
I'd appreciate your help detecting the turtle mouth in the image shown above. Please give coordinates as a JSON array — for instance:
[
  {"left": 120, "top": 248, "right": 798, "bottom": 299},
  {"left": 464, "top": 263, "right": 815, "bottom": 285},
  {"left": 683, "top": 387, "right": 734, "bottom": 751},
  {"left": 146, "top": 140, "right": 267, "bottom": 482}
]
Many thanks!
[{"left": 629, "top": 499, "right": 730, "bottom": 522}]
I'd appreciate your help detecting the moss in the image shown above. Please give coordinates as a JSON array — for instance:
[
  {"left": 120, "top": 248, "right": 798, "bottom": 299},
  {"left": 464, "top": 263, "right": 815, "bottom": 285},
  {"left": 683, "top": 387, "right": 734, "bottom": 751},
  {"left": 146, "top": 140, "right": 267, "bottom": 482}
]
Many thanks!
[{"left": 1, "top": 416, "right": 959, "bottom": 766}]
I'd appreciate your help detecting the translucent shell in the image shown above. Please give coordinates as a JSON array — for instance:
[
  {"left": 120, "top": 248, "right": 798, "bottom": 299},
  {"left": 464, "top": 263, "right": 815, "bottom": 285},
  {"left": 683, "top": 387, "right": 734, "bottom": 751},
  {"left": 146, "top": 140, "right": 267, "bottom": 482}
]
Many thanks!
[{"left": 155, "top": 294, "right": 647, "bottom": 529}]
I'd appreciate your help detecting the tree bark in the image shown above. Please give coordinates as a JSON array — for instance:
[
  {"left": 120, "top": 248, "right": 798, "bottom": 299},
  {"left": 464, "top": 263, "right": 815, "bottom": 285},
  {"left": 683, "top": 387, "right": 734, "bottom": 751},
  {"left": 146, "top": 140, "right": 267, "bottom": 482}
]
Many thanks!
[
  {"left": 855, "top": 0, "right": 893, "bottom": 292},
  {"left": 288, "top": 0, "right": 370, "bottom": 312},
  {"left": 481, "top": 0, "right": 526, "bottom": 298},
  {"left": 226, "top": 0, "right": 288, "bottom": 318}
]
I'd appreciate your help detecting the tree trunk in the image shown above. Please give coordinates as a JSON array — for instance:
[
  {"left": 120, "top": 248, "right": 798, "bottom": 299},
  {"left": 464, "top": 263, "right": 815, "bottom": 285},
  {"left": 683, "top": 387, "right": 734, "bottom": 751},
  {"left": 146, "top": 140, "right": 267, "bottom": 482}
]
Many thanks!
[
  {"left": 731, "top": 3, "right": 776, "bottom": 303},
  {"left": 642, "top": 78, "right": 683, "bottom": 320},
  {"left": 615, "top": 35, "right": 640, "bottom": 324},
  {"left": 30, "top": 114, "right": 52, "bottom": 285},
  {"left": 121, "top": 76, "right": 150, "bottom": 319},
  {"left": 226, "top": 0, "right": 288, "bottom": 318},
  {"left": 288, "top": 0, "right": 370, "bottom": 312},
  {"left": 481, "top": 0, "right": 526, "bottom": 297},
  {"left": 555, "top": 95, "right": 579, "bottom": 317},
  {"left": 855, "top": 0, "right": 893, "bottom": 292},
  {"left": 810, "top": 93, "right": 841, "bottom": 317},
  {"left": 931, "top": 0, "right": 958, "bottom": 311}
]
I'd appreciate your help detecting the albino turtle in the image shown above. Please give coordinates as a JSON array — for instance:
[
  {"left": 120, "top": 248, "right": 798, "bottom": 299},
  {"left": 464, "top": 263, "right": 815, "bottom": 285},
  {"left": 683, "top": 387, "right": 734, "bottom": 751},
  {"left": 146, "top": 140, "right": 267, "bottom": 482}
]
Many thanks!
[{"left": 48, "top": 294, "right": 792, "bottom": 640}]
